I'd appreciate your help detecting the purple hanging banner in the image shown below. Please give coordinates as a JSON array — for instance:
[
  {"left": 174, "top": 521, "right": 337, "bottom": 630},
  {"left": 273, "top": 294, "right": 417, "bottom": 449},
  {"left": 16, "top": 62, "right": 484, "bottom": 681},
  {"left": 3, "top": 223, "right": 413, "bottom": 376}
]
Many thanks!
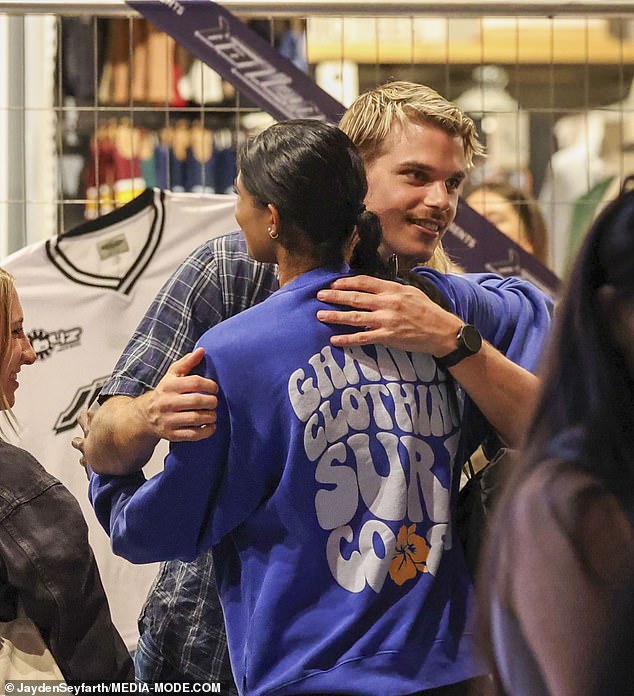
[
  {"left": 125, "top": 0, "right": 345, "bottom": 123},
  {"left": 127, "top": 0, "right": 560, "bottom": 296},
  {"left": 445, "top": 199, "right": 561, "bottom": 296}
]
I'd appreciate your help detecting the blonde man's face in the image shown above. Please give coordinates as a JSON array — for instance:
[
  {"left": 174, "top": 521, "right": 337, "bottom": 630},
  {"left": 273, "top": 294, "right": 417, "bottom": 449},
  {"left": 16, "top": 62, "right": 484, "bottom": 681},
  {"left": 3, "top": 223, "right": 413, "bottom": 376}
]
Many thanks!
[{"left": 364, "top": 120, "right": 467, "bottom": 270}]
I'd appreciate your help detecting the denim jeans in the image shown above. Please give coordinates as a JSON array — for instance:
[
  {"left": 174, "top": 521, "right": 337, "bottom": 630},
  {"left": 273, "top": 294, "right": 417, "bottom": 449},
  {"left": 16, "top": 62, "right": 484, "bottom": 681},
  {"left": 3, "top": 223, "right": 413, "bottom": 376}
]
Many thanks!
[
  {"left": 134, "top": 631, "right": 193, "bottom": 683},
  {"left": 134, "top": 631, "right": 239, "bottom": 694}
]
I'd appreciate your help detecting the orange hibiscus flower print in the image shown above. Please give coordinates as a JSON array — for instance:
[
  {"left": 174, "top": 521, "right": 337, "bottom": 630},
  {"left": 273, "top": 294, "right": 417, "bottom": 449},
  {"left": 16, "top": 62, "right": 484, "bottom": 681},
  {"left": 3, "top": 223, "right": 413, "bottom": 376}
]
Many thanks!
[{"left": 389, "top": 524, "right": 430, "bottom": 585}]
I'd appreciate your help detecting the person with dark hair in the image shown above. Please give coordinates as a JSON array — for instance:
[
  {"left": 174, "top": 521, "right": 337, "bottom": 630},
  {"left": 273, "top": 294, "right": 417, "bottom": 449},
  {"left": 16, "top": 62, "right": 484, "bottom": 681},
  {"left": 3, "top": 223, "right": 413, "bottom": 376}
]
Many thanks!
[
  {"left": 0, "top": 268, "right": 133, "bottom": 683},
  {"left": 77, "top": 81, "right": 553, "bottom": 693},
  {"left": 476, "top": 177, "right": 634, "bottom": 696},
  {"left": 88, "top": 119, "right": 539, "bottom": 696},
  {"left": 465, "top": 181, "right": 549, "bottom": 265}
]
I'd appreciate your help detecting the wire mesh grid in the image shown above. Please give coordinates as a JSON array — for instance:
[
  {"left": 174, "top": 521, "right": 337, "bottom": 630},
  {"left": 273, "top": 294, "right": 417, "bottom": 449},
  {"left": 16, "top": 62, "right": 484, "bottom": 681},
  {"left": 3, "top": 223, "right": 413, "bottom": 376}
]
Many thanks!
[{"left": 1, "top": 3, "right": 634, "bottom": 275}]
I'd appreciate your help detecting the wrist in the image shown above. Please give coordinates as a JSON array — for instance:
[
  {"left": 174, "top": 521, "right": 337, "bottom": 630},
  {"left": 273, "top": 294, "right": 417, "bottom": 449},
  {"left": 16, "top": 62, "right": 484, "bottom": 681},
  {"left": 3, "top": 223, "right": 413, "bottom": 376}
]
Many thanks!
[
  {"left": 432, "top": 316, "right": 465, "bottom": 358},
  {"left": 86, "top": 395, "right": 157, "bottom": 474},
  {"left": 135, "top": 391, "right": 164, "bottom": 443},
  {"left": 434, "top": 323, "right": 483, "bottom": 368}
]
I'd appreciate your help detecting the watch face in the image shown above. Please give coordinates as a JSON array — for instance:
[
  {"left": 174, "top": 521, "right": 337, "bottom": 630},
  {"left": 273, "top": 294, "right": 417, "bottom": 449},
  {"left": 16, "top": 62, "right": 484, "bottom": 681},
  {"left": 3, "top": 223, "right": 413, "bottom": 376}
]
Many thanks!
[{"left": 461, "top": 324, "right": 482, "bottom": 354}]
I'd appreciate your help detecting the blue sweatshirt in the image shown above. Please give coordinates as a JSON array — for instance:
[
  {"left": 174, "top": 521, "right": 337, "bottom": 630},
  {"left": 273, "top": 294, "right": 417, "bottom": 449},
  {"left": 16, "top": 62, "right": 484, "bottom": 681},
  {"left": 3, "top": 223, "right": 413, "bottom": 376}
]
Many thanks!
[{"left": 90, "top": 265, "right": 552, "bottom": 695}]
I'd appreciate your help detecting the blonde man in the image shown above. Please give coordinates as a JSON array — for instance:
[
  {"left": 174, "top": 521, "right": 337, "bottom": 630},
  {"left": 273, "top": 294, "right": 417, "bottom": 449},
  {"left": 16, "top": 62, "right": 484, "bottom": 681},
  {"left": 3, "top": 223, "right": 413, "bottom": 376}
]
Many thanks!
[
  {"left": 79, "top": 81, "right": 551, "bottom": 694},
  {"left": 341, "top": 80, "right": 483, "bottom": 273}
]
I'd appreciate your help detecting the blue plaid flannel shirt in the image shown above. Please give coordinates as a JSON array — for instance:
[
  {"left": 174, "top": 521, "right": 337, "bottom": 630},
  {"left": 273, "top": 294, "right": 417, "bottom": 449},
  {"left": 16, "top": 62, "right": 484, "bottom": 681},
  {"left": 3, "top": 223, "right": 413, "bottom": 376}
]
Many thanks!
[{"left": 99, "top": 231, "right": 278, "bottom": 686}]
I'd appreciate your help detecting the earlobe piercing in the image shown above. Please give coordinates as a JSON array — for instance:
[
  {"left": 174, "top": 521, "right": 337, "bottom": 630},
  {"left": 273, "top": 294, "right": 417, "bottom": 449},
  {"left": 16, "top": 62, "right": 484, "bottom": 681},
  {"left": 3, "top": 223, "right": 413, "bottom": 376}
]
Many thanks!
[{"left": 268, "top": 226, "right": 279, "bottom": 239}]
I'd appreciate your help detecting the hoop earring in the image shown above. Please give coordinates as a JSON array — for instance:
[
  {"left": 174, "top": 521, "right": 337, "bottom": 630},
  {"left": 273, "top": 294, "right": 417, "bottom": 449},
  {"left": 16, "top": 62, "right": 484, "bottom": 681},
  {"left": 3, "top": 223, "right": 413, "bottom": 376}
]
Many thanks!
[{"left": 268, "top": 225, "right": 279, "bottom": 239}]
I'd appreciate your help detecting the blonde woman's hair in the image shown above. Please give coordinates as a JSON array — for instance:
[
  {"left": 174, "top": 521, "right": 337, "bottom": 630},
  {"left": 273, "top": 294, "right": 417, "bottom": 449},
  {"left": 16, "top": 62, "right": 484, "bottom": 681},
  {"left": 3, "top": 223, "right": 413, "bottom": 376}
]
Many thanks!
[
  {"left": 340, "top": 81, "right": 481, "bottom": 273},
  {"left": 0, "top": 268, "right": 18, "bottom": 435}
]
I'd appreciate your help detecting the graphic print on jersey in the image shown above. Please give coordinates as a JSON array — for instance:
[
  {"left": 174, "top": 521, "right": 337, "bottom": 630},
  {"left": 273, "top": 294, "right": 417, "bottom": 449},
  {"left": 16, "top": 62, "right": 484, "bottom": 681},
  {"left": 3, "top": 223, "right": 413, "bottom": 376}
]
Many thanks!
[
  {"left": 55, "top": 376, "right": 109, "bottom": 434},
  {"left": 3, "top": 189, "right": 240, "bottom": 649},
  {"left": 29, "top": 327, "right": 82, "bottom": 360}
]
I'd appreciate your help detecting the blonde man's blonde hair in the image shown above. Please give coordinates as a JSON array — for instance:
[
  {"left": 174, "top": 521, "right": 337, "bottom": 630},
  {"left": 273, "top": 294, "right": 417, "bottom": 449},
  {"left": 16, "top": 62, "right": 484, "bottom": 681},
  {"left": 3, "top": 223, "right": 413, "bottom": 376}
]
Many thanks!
[
  {"left": 340, "top": 81, "right": 484, "bottom": 272},
  {"left": 0, "top": 268, "right": 18, "bottom": 435},
  {"left": 340, "top": 80, "right": 484, "bottom": 167}
]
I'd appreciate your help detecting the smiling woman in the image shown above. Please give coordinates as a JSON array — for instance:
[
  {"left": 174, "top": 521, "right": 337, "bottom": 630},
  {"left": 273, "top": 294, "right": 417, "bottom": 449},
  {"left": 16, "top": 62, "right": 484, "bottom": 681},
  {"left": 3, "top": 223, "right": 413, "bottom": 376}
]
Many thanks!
[
  {"left": 465, "top": 181, "right": 549, "bottom": 265},
  {"left": 0, "top": 267, "right": 133, "bottom": 683},
  {"left": 0, "top": 273, "right": 35, "bottom": 414}
]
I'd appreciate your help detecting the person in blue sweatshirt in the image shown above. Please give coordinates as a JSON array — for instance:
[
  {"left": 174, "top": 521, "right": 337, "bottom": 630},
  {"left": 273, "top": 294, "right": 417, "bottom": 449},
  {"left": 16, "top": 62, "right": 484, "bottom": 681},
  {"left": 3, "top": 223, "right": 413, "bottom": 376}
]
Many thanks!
[{"left": 89, "top": 119, "right": 547, "bottom": 696}]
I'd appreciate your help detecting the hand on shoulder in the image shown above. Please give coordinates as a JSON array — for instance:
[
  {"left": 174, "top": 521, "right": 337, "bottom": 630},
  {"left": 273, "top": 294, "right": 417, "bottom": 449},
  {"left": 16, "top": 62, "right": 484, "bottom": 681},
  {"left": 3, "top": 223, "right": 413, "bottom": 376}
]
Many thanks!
[
  {"left": 316, "top": 274, "right": 461, "bottom": 354},
  {"left": 142, "top": 347, "right": 219, "bottom": 442}
]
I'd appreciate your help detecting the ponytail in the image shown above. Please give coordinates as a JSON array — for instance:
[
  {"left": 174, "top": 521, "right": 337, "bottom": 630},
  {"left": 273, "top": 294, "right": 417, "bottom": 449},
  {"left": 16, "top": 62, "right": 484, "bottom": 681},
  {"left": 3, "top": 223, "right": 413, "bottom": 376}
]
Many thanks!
[
  {"left": 350, "top": 211, "right": 451, "bottom": 312},
  {"left": 349, "top": 210, "right": 390, "bottom": 278}
]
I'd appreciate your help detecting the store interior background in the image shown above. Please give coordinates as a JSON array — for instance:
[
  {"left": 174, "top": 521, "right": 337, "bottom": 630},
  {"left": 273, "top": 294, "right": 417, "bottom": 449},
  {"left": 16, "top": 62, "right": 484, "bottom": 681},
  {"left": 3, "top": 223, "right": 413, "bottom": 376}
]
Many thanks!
[{"left": 1, "top": 6, "right": 634, "bottom": 278}]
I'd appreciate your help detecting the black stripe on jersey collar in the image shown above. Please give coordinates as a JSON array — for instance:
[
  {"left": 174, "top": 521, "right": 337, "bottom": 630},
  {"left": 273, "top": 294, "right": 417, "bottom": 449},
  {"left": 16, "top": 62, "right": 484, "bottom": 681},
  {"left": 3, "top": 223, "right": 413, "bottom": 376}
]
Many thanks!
[{"left": 45, "top": 188, "right": 164, "bottom": 294}]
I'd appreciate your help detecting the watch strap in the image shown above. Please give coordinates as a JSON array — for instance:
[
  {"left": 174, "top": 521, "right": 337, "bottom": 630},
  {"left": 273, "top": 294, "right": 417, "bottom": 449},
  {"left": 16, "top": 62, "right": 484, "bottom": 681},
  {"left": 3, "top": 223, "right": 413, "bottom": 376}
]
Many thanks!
[{"left": 434, "top": 324, "right": 482, "bottom": 368}]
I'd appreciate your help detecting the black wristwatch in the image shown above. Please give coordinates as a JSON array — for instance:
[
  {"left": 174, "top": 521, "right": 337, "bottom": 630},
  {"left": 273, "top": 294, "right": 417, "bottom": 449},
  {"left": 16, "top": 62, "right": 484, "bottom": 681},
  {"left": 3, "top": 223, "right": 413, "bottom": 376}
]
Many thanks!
[{"left": 435, "top": 324, "right": 482, "bottom": 368}]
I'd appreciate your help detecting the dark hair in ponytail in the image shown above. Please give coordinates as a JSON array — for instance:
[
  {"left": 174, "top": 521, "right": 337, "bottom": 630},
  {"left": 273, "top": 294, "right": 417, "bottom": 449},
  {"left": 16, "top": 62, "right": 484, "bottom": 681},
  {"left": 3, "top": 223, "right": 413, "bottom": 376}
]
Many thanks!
[
  {"left": 239, "top": 119, "right": 369, "bottom": 268},
  {"left": 349, "top": 209, "right": 389, "bottom": 277},
  {"left": 349, "top": 211, "right": 452, "bottom": 312}
]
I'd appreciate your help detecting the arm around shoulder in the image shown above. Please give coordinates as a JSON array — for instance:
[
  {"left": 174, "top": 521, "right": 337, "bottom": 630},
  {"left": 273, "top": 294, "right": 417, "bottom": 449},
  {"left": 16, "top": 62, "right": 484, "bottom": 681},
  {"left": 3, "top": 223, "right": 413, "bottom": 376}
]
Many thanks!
[
  {"left": 84, "top": 348, "right": 219, "bottom": 475},
  {"left": 435, "top": 272, "right": 554, "bottom": 445},
  {"left": 83, "top": 393, "right": 161, "bottom": 475}
]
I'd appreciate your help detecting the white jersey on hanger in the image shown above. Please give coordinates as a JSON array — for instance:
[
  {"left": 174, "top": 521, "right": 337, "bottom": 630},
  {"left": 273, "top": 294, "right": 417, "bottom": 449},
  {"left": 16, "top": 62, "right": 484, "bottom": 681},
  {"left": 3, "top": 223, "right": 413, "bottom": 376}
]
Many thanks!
[{"left": 2, "top": 188, "right": 238, "bottom": 649}]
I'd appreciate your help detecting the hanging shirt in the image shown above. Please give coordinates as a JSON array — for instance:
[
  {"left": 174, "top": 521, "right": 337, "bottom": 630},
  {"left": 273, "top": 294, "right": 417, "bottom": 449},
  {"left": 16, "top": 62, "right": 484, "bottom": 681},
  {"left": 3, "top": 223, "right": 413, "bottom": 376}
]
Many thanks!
[{"left": 2, "top": 188, "right": 239, "bottom": 649}]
